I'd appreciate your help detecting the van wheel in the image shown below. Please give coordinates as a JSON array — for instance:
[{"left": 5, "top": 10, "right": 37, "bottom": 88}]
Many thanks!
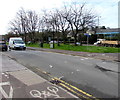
[
  {"left": 23, "top": 48, "right": 26, "bottom": 50},
  {"left": 5, "top": 48, "right": 7, "bottom": 51},
  {"left": 13, "top": 47, "right": 16, "bottom": 50},
  {"left": 8, "top": 46, "right": 11, "bottom": 51}
]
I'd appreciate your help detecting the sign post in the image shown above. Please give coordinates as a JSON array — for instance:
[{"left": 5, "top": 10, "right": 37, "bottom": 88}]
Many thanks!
[{"left": 84, "top": 33, "right": 91, "bottom": 46}]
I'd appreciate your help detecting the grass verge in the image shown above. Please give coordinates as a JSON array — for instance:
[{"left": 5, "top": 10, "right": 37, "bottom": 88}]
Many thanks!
[{"left": 26, "top": 43, "right": 120, "bottom": 53}]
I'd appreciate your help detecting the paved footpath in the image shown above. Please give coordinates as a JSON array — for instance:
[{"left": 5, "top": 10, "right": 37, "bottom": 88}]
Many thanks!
[{"left": 0, "top": 53, "right": 78, "bottom": 99}]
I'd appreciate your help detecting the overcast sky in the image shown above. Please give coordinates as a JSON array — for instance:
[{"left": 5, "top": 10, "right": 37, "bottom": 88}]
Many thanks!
[{"left": 0, "top": 0, "right": 119, "bottom": 35}]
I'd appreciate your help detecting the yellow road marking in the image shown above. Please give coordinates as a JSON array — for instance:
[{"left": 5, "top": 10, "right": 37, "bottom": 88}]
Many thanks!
[
  {"left": 36, "top": 68, "right": 99, "bottom": 100},
  {"left": 54, "top": 77, "right": 99, "bottom": 100},
  {"left": 59, "top": 83, "right": 92, "bottom": 100}
]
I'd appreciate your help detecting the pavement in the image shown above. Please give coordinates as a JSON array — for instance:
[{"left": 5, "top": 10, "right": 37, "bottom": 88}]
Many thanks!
[
  {"left": 0, "top": 53, "right": 78, "bottom": 99},
  {"left": 27, "top": 47, "right": 120, "bottom": 62}
]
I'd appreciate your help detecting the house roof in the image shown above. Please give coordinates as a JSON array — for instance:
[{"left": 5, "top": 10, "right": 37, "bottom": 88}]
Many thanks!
[
  {"left": 96, "top": 28, "right": 120, "bottom": 34},
  {"left": 96, "top": 28, "right": 119, "bottom": 33}
]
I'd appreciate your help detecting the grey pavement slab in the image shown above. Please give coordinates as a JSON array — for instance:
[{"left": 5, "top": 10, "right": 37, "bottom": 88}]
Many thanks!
[
  {"left": 8, "top": 70, "right": 47, "bottom": 86},
  {"left": 2, "top": 54, "right": 27, "bottom": 72}
]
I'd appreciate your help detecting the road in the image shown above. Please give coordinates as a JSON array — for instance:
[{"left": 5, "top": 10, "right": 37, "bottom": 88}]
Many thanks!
[
  {"left": 3, "top": 49, "right": 119, "bottom": 99},
  {"left": 1, "top": 53, "right": 78, "bottom": 99}
]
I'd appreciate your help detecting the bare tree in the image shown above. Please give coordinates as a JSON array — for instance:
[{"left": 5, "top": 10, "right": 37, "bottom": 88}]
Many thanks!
[
  {"left": 9, "top": 8, "right": 28, "bottom": 42},
  {"left": 37, "top": 16, "right": 47, "bottom": 47},
  {"left": 63, "top": 3, "right": 97, "bottom": 45},
  {"left": 26, "top": 10, "right": 38, "bottom": 43},
  {"left": 44, "top": 11, "right": 60, "bottom": 48},
  {"left": 9, "top": 20, "right": 21, "bottom": 35},
  {"left": 55, "top": 9, "right": 70, "bottom": 44},
  {"left": 9, "top": 3, "right": 97, "bottom": 46},
  {"left": 9, "top": 8, "right": 39, "bottom": 43},
  {"left": 16, "top": 8, "right": 28, "bottom": 43}
]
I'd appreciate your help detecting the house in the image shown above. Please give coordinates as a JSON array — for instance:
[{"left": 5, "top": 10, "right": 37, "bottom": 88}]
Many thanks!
[{"left": 96, "top": 28, "right": 119, "bottom": 38}]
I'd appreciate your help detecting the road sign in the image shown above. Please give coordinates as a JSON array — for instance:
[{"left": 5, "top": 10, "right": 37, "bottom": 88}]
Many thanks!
[{"left": 84, "top": 33, "right": 91, "bottom": 37}]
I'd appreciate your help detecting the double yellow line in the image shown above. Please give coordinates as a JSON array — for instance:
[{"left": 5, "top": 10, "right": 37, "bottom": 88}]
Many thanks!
[
  {"left": 36, "top": 67, "right": 99, "bottom": 100},
  {"left": 53, "top": 77, "right": 99, "bottom": 100}
]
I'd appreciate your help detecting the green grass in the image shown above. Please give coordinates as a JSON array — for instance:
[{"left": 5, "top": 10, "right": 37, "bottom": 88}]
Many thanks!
[{"left": 27, "top": 43, "right": 120, "bottom": 53}]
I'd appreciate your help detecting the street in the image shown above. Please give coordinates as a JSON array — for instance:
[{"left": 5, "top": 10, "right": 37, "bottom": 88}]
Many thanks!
[
  {"left": 1, "top": 53, "right": 78, "bottom": 99},
  {"left": 2, "top": 49, "right": 119, "bottom": 99}
]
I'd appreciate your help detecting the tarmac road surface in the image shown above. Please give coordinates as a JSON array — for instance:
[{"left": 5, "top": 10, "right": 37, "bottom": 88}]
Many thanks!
[
  {"left": 0, "top": 53, "right": 78, "bottom": 99},
  {"left": 3, "top": 49, "right": 119, "bottom": 99}
]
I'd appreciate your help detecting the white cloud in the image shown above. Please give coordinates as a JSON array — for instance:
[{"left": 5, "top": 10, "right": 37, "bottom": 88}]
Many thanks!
[
  {"left": 0, "top": 0, "right": 65, "bottom": 35},
  {"left": 83, "top": 0, "right": 118, "bottom": 28},
  {"left": 0, "top": 0, "right": 119, "bottom": 35}
]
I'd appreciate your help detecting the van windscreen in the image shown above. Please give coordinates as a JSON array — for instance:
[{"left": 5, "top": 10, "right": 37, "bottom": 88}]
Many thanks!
[{"left": 14, "top": 40, "right": 24, "bottom": 44}]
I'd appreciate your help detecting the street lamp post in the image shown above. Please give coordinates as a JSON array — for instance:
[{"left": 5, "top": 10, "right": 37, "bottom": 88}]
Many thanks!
[{"left": 98, "top": 16, "right": 101, "bottom": 28}]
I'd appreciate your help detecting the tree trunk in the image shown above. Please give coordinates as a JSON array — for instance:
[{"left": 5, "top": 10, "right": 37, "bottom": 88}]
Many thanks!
[
  {"left": 74, "top": 34, "right": 77, "bottom": 46},
  {"left": 52, "top": 32, "right": 55, "bottom": 49},
  {"left": 57, "top": 36, "right": 60, "bottom": 46},
  {"left": 79, "top": 34, "right": 82, "bottom": 46},
  {"left": 24, "top": 32, "right": 27, "bottom": 43},
  {"left": 62, "top": 32, "right": 67, "bottom": 44}
]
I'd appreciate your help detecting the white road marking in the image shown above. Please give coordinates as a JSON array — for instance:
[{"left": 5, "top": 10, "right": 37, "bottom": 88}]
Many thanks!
[
  {"left": 4, "top": 75, "right": 8, "bottom": 77},
  {"left": 9, "top": 85, "right": 13, "bottom": 98},
  {"left": 2, "top": 73, "right": 4, "bottom": 75},
  {"left": 30, "top": 86, "right": 60, "bottom": 98},
  {"left": 0, "top": 82, "right": 13, "bottom": 98},
  {"left": 49, "top": 65, "right": 53, "bottom": 68},
  {"left": 30, "top": 90, "right": 41, "bottom": 98},
  {"left": 6, "top": 76, "right": 9, "bottom": 79},
  {"left": 5, "top": 72, "right": 8, "bottom": 74},
  {"left": 76, "top": 69, "right": 80, "bottom": 72},
  {"left": 81, "top": 59, "right": 84, "bottom": 60},
  {"left": 102, "top": 62, "right": 106, "bottom": 63},
  {"left": 59, "top": 76, "right": 64, "bottom": 79},
  {"left": 0, "top": 82, "right": 10, "bottom": 86},
  {"left": 0, "top": 86, "right": 8, "bottom": 98},
  {"left": 84, "top": 58, "right": 88, "bottom": 59}
]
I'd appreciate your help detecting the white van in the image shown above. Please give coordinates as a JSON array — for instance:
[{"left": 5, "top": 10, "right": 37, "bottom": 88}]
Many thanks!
[
  {"left": 94, "top": 39, "right": 106, "bottom": 45},
  {"left": 9, "top": 37, "right": 26, "bottom": 50}
]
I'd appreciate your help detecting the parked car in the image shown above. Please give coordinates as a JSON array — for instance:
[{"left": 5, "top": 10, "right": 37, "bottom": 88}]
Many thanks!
[
  {"left": 93, "top": 39, "right": 106, "bottom": 45},
  {"left": 76, "top": 42, "right": 81, "bottom": 45},
  {"left": 0, "top": 41, "right": 8, "bottom": 51},
  {"left": 93, "top": 41, "right": 101, "bottom": 45},
  {"left": 49, "top": 41, "right": 58, "bottom": 44}
]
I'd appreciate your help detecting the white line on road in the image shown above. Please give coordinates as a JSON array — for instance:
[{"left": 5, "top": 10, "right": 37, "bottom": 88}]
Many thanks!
[
  {"left": 49, "top": 65, "right": 53, "bottom": 68},
  {"left": 9, "top": 85, "right": 13, "bottom": 98},
  {"left": 0, "top": 86, "right": 9, "bottom": 98},
  {"left": 4, "top": 75, "right": 8, "bottom": 77},
  {"left": 76, "top": 69, "right": 80, "bottom": 72},
  {"left": 0, "top": 82, "right": 10, "bottom": 86},
  {"left": 81, "top": 59, "right": 84, "bottom": 60},
  {"left": 59, "top": 76, "right": 64, "bottom": 79},
  {"left": 102, "top": 62, "right": 106, "bottom": 63},
  {"left": 84, "top": 58, "right": 88, "bottom": 59},
  {"left": 0, "top": 82, "right": 13, "bottom": 98}
]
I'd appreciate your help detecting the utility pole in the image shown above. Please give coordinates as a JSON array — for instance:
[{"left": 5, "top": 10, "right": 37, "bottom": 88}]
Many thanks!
[{"left": 98, "top": 16, "right": 101, "bottom": 28}]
